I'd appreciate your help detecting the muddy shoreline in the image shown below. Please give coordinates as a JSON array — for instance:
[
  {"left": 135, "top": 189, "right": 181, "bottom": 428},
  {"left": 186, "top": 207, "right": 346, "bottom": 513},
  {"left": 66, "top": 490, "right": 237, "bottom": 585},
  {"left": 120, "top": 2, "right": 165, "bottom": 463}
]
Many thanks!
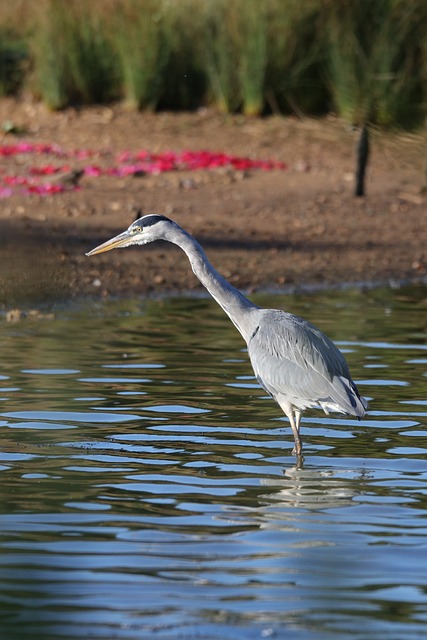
[{"left": 0, "top": 99, "right": 426, "bottom": 308}]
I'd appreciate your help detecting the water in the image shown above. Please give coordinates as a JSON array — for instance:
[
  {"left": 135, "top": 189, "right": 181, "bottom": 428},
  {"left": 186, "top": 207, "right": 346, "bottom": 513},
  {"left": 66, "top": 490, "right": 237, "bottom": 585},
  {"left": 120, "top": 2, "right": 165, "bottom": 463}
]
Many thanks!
[{"left": 0, "top": 285, "right": 426, "bottom": 640}]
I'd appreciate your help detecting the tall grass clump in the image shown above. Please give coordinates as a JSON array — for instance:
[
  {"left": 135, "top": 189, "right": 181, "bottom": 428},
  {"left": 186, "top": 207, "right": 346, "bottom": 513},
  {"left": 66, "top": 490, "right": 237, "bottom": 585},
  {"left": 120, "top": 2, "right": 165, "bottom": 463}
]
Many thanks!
[
  {"left": 30, "top": 1, "right": 69, "bottom": 109},
  {"left": 236, "top": 0, "right": 268, "bottom": 116},
  {"left": 265, "top": 0, "right": 327, "bottom": 114},
  {"left": 1, "top": 0, "right": 427, "bottom": 129},
  {"left": 0, "top": 1, "right": 30, "bottom": 96},
  {"left": 155, "top": 0, "right": 207, "bottom": 110},
  {"left": 0, "top": 29, "right": 28, "bottom": 96},
  {"left": 203, "top": 0, "right": 240, "bottom": 113},
  {"left": 112, "top": 0, "right": 170, "bottom": 110},
  {"left": 325, "top": 0, "right": 424, "bottom": 127},
  {"left": 206, "top": 0, "right": 267, "bottom": 115},
  {"left": 203, "top": 0, "right": 268, "bottom": 115},
  {"left": 31, "top": 0, "right": 118, "bottom": 109},
  {"left": 203, "top": 0, "right": 324, "bottom": 116}
]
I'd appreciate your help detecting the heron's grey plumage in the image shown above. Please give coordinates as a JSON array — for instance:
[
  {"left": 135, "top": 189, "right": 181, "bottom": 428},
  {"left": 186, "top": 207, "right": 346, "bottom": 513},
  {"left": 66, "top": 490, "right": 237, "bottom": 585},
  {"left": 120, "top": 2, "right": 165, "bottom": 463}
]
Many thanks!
[
  {"left": 87, "top": 214, "right": 367, "bottom": 457},
  {"left": 248, "top": 310, "right": 366, "bottom": 415}
]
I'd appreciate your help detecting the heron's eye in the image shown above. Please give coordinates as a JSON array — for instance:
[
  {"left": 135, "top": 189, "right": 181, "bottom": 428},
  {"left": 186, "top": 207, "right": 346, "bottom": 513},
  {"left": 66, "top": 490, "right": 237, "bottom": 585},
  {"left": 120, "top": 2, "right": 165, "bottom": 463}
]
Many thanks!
[{"left": 133, "top": 226, "right": 142, "bottom": 234}]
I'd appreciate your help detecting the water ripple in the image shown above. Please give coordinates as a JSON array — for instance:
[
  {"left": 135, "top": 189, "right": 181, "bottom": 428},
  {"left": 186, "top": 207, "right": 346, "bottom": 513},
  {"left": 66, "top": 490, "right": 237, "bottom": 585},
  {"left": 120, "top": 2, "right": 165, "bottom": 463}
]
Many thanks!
[{"left": 0, "top": 287, "right": 426, "bottom": 639}]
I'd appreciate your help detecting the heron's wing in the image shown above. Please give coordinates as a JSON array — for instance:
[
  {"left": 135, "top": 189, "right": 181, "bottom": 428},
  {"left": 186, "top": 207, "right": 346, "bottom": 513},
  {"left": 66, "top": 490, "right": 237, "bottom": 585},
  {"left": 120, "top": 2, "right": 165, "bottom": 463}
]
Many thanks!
[{"left": 247, "top": 311, "right": 365, "bottom": 415}]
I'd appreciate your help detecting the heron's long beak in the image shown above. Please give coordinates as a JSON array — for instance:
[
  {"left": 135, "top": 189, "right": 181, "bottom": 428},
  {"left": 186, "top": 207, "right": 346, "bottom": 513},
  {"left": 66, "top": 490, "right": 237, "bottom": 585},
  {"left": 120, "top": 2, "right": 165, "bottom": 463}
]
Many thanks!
[{"left": 86, "top": 230, "right": 132, "bottom": 256}]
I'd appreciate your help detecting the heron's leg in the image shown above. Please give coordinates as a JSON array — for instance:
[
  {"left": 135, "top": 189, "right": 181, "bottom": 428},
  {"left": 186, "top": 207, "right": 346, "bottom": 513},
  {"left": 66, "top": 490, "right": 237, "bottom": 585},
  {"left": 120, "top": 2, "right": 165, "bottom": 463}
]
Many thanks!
[
  {"left": 294, "top": 409, "right": 302, "bottom": 433},
  {"left": 288, "top": 411, "right": 303, "bottom": 457},
  {"left": 277, "top": 398, "right": 303, "bottom": 457}
]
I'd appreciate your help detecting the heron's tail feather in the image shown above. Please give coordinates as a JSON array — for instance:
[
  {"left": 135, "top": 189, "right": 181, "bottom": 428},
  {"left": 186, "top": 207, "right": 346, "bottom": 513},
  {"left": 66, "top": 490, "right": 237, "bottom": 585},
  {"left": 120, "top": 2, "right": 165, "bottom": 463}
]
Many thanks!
[
  {"left": 317, "top": 376, "right": 367, "bottom": 418},
  {"left": 337, "top": 375, "right": 368, "bottom": 417}
]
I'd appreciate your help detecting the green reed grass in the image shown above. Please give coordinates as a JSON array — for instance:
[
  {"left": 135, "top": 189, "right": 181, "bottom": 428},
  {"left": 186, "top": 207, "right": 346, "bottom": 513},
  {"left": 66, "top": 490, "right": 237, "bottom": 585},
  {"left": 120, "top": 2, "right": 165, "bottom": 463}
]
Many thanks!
[
  {"left": 237, "top": 0, "right": 268, "bottom": 116},
  {"left": 30, "top": 1, "right": 69, "bottom": 109},
  {"left": 1, "top": 0, "right": 427, "bottom": 129},
  {"left": 157, "top": 0, "right": 206, "bottom": 110},
  {"left": 0, "top": 31, "right": 27, "bottom": 96},
  {"left": 203, "top": 0, "right": 240, "bottom": 113},
  {"left": 265, "top": 0, "right": 327, "bottom": 115},
  {"left": 326, "top": 0, "right": 424, "bottom": 127},
  {"left": 30, "top": 0, "right": 118, "bottom": 109},
  {"left": 0, "top": 1, "right": 29, "bottom": 96},
  {"left": 112, "top": 0, "right": 170, "bottom": 110}
]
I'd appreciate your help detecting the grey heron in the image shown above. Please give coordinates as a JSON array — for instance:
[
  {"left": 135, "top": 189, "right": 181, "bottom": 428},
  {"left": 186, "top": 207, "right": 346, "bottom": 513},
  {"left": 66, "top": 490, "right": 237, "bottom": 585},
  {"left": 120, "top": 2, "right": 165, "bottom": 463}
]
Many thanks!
[{"left": 87, "top": 214, "right": 367, "bottom": 457}]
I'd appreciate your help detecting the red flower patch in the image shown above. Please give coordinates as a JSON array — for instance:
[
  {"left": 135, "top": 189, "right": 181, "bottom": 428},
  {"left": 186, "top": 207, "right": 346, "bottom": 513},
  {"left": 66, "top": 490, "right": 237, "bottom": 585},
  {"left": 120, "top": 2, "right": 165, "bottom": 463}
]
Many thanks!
[{"left": 0, "top": 142, "right": 287, "bottom": 198}]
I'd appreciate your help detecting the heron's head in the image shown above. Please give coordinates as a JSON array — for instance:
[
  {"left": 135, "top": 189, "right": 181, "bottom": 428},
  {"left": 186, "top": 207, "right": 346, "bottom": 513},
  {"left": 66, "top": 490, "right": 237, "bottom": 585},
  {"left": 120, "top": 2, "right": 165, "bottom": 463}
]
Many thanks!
[{"left": 86, "top": 214, "right": 174, "bottom": 256}]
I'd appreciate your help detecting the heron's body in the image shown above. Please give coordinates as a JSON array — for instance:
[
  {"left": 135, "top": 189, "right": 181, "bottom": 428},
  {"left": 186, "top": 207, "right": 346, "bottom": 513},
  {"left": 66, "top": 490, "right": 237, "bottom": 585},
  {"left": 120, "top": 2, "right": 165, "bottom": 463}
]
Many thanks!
[{"left": 87, "top": 215, "right": 367, "bottom": 457}]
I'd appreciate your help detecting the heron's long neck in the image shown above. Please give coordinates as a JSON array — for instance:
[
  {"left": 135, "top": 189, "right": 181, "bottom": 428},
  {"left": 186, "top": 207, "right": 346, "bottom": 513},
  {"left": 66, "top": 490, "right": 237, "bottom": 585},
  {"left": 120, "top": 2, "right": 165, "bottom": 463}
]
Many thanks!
[{"left": 170, "top": 227, "right": 259, "bottom": 340}]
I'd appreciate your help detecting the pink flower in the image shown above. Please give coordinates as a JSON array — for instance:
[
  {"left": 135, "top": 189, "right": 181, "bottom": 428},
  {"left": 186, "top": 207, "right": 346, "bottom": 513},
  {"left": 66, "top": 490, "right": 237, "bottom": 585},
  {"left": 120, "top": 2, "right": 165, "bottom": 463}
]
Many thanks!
[
  {"left": 0, "top": 140, "right": 287, "bottom": 199},
  {"left": 84, "top": 165, "right": 103, "bottom": 177},
  {"left": 26, "top": 183, "right": 65, "bottom": 195},
  {"left": 30, "top": 165, "right": 67, "bottom": 176}
]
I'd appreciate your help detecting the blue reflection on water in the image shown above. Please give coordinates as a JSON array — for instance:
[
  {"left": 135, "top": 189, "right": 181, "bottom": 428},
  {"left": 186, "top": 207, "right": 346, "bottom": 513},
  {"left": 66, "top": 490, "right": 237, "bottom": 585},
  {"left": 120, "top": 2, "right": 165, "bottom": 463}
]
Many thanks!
[{"left": 0, "top": 285, "right": 426, "bottom": 639}]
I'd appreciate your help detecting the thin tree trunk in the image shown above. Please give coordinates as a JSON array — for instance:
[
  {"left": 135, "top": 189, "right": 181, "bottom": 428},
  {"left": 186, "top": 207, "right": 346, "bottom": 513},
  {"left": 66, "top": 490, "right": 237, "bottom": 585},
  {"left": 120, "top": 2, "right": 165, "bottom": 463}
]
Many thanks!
[
  {"left": 422, "top": 117, "right": 427, "bottom": 193},
  {"left": 355, "top": 124, "right": 369, "bottom": 197}
]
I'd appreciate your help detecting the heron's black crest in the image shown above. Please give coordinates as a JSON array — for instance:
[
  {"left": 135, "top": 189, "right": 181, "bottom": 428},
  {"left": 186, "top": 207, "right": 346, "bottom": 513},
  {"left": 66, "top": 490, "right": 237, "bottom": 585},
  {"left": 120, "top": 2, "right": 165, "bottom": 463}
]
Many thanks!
[{"left": 136, "top": 214, "right": 171, "bottom": 229}]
